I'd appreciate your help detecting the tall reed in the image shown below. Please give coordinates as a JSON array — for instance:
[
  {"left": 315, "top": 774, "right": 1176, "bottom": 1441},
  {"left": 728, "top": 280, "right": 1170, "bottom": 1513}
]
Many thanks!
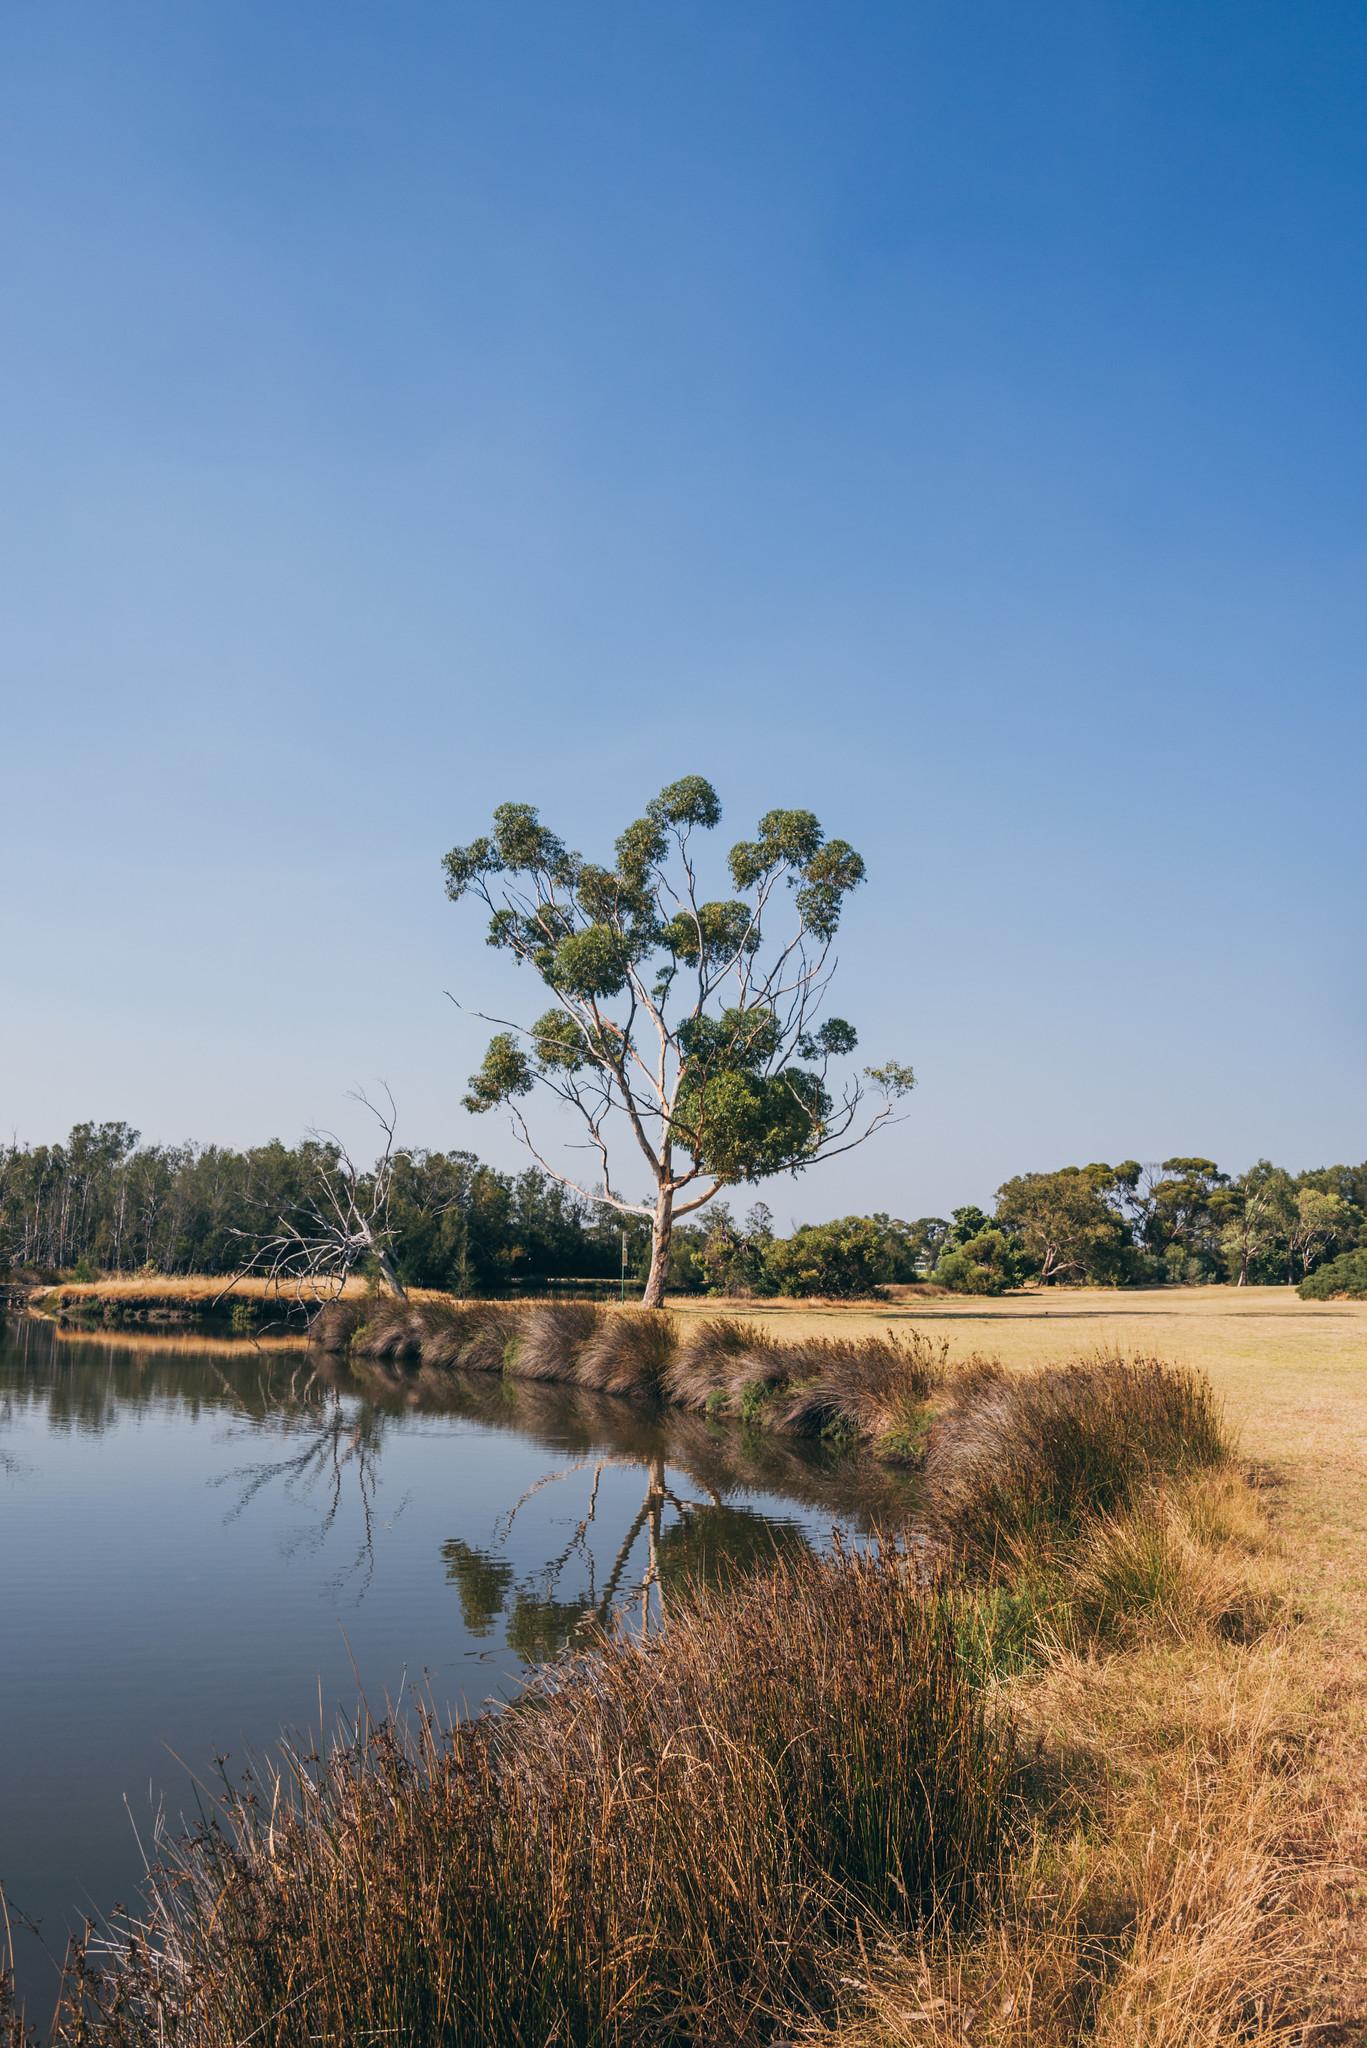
[{"left": 924, "top": 1354, "right": 1230, "bottom": 1571}]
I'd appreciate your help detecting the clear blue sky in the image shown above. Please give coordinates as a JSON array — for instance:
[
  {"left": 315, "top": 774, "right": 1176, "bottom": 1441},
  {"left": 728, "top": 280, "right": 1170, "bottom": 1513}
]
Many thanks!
[{"left": 2, "top": 1, "right": 1364, "bottom": 1221}]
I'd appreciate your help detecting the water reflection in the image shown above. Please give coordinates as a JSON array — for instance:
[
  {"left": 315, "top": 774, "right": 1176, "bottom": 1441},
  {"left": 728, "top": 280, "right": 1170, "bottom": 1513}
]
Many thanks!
[{"left": 9, "top": 1319, "right": 916, "bottom": 1637}]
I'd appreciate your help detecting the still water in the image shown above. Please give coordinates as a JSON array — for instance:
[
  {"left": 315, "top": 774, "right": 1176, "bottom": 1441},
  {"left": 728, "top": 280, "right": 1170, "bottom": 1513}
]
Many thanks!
[{"left": 0, "top": 1316, "right": 910, "bottom": 2019}]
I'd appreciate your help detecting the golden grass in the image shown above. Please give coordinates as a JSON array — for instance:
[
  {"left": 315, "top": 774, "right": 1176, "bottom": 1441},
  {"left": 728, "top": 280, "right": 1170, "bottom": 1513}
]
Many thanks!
[
  {"left": 31, "top": 1273, "right": 448, "bottom": 1309},
  {"left": 734, "top": 1285, "right": 1366, "bottom": 2043}
]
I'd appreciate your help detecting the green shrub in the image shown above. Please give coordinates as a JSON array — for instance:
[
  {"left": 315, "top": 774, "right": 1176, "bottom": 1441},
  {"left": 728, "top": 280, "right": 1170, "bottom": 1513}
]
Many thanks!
[
  {"left": 1298, "top": 1248, "right": 1367, "bottom": 1299},
  {"left": 934, "top": 1228, "right": 1025, "bottom": 1295},
  {"left": 760, "top": 1216, "right": 891, "bottom": 1298}
]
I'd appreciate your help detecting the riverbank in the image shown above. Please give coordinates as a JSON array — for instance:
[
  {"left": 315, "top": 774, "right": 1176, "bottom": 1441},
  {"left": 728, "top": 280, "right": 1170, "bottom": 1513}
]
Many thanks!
[
  {"left": 324, "top": 1295, "right": 954, "bottom": 1460},
  {"left": 6, "top": 1289, "right": 1363, "bottom": 2041},
  {"left": 10, "top": 1348, "right": 1299, "bottom": 2048}
]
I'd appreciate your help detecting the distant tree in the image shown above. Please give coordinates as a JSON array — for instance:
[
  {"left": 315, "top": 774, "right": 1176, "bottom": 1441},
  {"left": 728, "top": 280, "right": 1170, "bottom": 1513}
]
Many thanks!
[
  {"left": 444, "top": 777, "right": 913, "bottom": 1306},
  {"left": 761, "top": 1215, "right": 894, "bottom": 1298},
  {"left": 1118, "top": 1157, "right": 1229, "bottom": 1276},
  {"left": 934, "top": 1225, "right": 1026, "bottom": 1295},
  {"left": 994, "top": 1165, "right": 1133, "bottom": 1285},
  {"left": 1218, "top": 1160, "right": 1296, "bottom": 1286},
  {"left": 1287, "top": 1185, "right": 1351, "bottom": 1280}
]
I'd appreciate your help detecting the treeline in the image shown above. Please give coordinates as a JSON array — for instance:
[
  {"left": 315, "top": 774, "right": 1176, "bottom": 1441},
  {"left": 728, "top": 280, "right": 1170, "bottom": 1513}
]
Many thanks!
[
  {"left": 667, "top": 1154, "right": 1367, "bottom": 1296},
  {"left": 2, "top": 1127, "right": 1364, "bottom": 1298},
  {"left": 0, "top": 1123, "right": 634, "bottom": 1293}
]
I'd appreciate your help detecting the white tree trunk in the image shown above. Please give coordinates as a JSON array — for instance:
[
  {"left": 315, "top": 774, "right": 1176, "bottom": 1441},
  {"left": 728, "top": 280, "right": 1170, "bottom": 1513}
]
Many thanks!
[{"left": 641, "top": 1186, "right": 674, "bottom": 1308}]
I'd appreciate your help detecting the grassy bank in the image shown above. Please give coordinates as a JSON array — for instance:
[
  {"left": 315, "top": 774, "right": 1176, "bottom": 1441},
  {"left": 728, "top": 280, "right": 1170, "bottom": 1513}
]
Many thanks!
[
  {"left": 321, "top": 1295, "right": 957, "bottom": 1458},
  {"left": 24, "top": 1273, "right": 412, "bottom": 1326},
  {"left": 5, "top": 1345, "right": 1321, "bottom": 2048}
]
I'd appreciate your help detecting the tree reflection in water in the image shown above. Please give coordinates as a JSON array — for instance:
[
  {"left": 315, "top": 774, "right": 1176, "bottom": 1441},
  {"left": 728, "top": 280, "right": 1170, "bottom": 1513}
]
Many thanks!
[
  {"left": 212, "top": 1387, "right": 394, "bottom": 1599},
  {"left": 6, "top": 1321, "right": 905, "bottom": 1660},
  {"left": 445, "top": 1452, "right": 813, "bottom": 1661}
]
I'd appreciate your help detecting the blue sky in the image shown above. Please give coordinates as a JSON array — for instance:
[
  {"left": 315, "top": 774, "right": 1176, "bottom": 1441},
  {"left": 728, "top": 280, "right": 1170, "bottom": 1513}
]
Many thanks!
[{"left": 2, "top": 1, "right": 1364, "bottom": 1221}]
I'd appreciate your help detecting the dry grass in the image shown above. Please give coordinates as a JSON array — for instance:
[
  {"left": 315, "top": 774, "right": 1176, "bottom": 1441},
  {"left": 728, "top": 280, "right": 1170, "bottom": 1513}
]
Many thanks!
[
  {"left": 44, "top": 1553, "right": 1014, "bottom": 2048},
  {"left": 743, "top": 1285, "right": 1364, "bottom": 2046},
  {"left": 923, "top": 1353, "right": 1228, "bottom": 1571},
  {"left": 332, "top": 1297, "right": 950, "bottom": 1455}
]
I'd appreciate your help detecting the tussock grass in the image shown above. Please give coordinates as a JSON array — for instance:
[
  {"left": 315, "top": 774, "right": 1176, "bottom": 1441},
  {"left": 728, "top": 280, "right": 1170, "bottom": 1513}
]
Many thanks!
[
  {"left": 574, "top": 1306, "right": 676, "bottom": 1393},
  {"left": 48, "top": 1553, "right": 1013, "bottom": 2048},
  {"left": 924, "top": 1354, "right": 1229, "bottom": 1571},
  {"left": 1066, "top": 1475, "right": 1282, "bottom": 1650},
  {"left": 336, "top": 1298, "right": 948, "bottom": 1455},
  {"left": 509, "top": 1299, "right": 601, "bottom": 1379}
]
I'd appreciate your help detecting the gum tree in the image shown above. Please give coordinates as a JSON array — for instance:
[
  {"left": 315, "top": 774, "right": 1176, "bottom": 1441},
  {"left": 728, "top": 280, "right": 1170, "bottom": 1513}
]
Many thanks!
[{"left": 443, "top": 775, "right": 914, "bottom": 1307}]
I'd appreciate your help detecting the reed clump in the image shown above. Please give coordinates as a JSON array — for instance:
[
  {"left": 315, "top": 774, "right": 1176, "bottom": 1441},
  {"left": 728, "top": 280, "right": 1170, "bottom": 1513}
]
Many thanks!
[
  {"left": 923, "top": 1354, "right": 1230, "bottom": 1572},
  {"left": 332, "top": 1298, "right": 947, "bottom": 1456},
  {"left": 52, "top": 1552, "right": 1014, "bottom": 2048}
]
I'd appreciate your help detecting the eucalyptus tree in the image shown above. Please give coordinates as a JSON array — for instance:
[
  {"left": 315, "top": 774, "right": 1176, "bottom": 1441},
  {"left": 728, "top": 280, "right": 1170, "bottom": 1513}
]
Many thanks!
[{"left": 443, "top": 776, "right": 914, "bottom": 1306}]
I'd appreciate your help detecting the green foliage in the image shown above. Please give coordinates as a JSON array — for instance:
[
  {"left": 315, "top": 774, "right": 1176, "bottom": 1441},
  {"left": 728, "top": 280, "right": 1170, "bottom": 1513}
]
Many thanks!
[
  {"left": 1298, "top": 1247, "right": 1367, "bottom": 1299},
  {"left": 738, "top": 1377, "right": 773, "bottom": 1424},
  {"left": 461, "top": 1033, "right": 533, "bottom": 1113},
  {"left": 761, "top": 1215, "right": 893, "bottom": 1298},
  {"left": 932, "top": 1208, "right": 1029, "bottom": 1295},
  {"left": 673, "top": 1061, "right": 830, "bottom": 1182},
  {"left": 934, "top": 1227, "right": 1025, "bottom": 1295},
  {"left": 660, "top": 899, "right": 759, "bottom": 964},
  {"left": 952, "top": 1580, "right": 1057, "bottom": 1681}
]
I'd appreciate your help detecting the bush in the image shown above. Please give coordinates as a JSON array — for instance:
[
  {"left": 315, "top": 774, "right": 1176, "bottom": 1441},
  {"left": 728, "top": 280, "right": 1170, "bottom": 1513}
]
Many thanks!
[
  {"left": 934, "top": 1227, "right": 1026, "bottom": 1295},
  {"left": 1298, "top": 1247, "right": 1367, "bottom": 1299},
  {"left": 760, "top": 1215, "right": 892, "bottom": 1297}
]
